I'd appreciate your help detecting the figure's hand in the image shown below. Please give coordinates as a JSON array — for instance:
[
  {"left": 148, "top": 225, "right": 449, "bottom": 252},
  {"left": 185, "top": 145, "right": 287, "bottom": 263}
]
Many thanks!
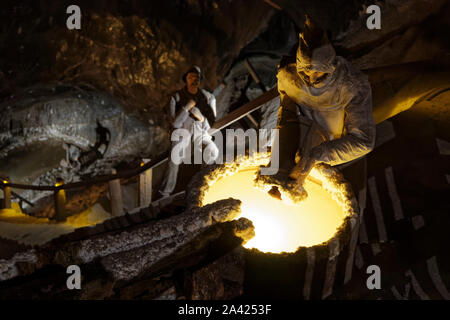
[
  {"left": 288, "top": 158, "right": 315, "bottom": 191},
  {"left": 289, "top": 148, "right": 321, "bottom": 184},
  {"left": 186, "top": 99, "right": 196, "bottom": 111},
  {"left": 190, "top": 107, "right": 205, "bottom": 122},
  {"left": 289, "top": 157, "right": 313, "bottom": 181}
]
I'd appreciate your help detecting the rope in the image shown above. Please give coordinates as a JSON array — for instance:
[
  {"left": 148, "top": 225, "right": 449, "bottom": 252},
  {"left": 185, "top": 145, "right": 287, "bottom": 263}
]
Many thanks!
[{"left": 1, "top": 89, "right": 280, "bottom": 192}]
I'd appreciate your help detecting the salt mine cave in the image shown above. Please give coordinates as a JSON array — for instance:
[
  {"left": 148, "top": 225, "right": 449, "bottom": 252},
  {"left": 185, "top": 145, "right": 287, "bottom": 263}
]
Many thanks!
[{"left": 0, "top": 0, "right": 449, "bottom": 304}]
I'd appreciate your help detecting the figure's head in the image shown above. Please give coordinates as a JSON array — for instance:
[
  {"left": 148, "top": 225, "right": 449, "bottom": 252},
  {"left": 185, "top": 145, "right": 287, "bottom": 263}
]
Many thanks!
[
  {"left": 296, "top": 15, "right": 336, "bottom": 87},
  {"left": 182, "top": 66, "right": 202, "bottom": 93}
]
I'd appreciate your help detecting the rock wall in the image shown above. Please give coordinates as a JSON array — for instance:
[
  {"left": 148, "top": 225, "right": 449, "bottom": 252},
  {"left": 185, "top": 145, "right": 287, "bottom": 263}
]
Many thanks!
[{"left": 0, "top": 0, "right": 275, "bottom": 119}]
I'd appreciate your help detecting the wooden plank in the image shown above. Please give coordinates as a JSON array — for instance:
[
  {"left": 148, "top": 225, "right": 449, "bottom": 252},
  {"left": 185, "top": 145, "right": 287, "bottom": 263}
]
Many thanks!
[
  {"left": 52, "top": 179, "right": 66, "bottom": 222},
  {"left": 109, "top": 169, "right": 123, "bottom": 217},
  {"left": 2, "top": 185, "right": 11, "bottom": 209},
  {"left": 209, "top": 87, "right": 279, "bottom": 134},
  {"left": 138, "top": 160, "right": 153, "bottom": 207},
  {"left": 245, "top": 59, "right": 267, "bottom": 93}
]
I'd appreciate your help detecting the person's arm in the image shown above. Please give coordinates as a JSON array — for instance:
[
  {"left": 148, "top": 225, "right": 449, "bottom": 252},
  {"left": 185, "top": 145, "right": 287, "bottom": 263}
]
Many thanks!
[
  {"left": 310, "top": 84, "right": 376, "bottom": 166},
  {"left": 200, "top": 89, "right": 217, "bottom": 126},
  {"left": 190, "top": 106, "right": 205, "bottom": 122},
  {"left": 202, "top": 89, "right": 217, "bottom": 119},
  {"left": 172, "top": 98, "right": 195, "bottom": 129},
  {"left": 209, "top": 93, "right": 217, "bottom": 120}
]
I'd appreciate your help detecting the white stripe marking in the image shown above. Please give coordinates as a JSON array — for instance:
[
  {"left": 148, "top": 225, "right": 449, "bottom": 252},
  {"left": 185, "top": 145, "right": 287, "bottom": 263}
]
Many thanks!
[
  {"left": 322, "top": 238, "right": 339, "bottom": 299},
  {"left": 355, "top": 246, "right": 364, "bottom": 270},
  {"left": 391, "top": 284, "right": 411, "bottom": 300},
  {"left": 436, "top": 138, "right": 450, "bottom": 155},
  {"left": 371, "top": 243, "right": 381, "bottom": 256},
  {"left": 427, "top": 256, "right": 450, "bottom": 300},
  {"left": 405, "top": 269, "right": 430, "bottom": 300},
  {"left": 375, "top": 120, "right": 396, "bottom": 148},
  {"left": 358, "top": 187, "right": 367, "bottom": 217},
  {"left": 411, "top": 215, "right": 425, "bottom": 230},
  {"left": 303, "top": 248, "right": 315, "bottom": 300},
  {"left": 384, "top": 167, "right": 404, "bottom": 221},
  {"left": 368, "top": 177, "right": 388, "bottom": 242},
  {"left": 345, "top": 216, "right": 361, "bottom": 284},
  {"left": 344, "top": 188, "right": 366, "bottom": 283},
  {"left": 359, "top": 216, "right": 369, "bottom": 244}
]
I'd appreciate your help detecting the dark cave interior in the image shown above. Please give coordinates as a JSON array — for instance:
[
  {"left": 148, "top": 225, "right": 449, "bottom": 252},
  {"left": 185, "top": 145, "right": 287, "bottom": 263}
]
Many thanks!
[{"left": 0, "top": 0, "right": 449, "bottom": 301}]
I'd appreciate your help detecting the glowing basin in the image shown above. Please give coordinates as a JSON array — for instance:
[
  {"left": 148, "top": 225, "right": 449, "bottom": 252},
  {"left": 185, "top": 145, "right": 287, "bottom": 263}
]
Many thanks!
[{"left": 188, "top": 155, "right": 358, "bottom": 254}]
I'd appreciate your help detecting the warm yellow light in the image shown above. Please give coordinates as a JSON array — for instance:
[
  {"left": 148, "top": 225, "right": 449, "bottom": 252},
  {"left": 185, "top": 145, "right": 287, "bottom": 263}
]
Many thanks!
[
  {"left": 202, "top": 167, "right": 345, "bottom": 253},
  {"left": 0, "top": 203, "right": 110, "bottom": 245}
]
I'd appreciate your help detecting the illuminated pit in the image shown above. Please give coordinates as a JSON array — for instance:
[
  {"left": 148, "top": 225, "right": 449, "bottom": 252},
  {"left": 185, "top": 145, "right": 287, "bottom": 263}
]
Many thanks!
[{"left": 188, "top": 155, "right": 358, "bottom": 254}]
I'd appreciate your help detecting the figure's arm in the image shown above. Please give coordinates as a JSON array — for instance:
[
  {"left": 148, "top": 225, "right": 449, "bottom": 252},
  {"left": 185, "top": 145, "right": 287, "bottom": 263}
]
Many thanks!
[
  {"left": 201, "top": 89, "right": 217, "bottom": 126},
  {"left": 190, "top": 106, "right": 205, "bottom": 122},
  {"left": 311, "top": 84, "right": 376, "bottom": 166},
  {"left": 209, "top": 95, "right": 217, "bottom": 130},
  {"left": 172, "top": 97, "right": 195, "bottom": 129},
  {"left": 207, "top": 91, "right": 217, "bottom": 119}
]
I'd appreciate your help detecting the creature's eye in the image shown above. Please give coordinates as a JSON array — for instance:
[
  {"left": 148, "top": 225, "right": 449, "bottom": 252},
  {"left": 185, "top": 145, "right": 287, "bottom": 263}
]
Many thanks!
[
  {"left": 298, "top": 71, "right": 310, "bottom": 81},
  {"left": 296, "top": 64, "right": 311, "bottom": 73}
]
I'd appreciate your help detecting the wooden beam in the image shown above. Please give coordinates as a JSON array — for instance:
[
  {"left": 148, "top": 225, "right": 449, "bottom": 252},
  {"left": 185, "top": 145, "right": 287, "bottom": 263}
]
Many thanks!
[
  {"left": 138, "top": 159, "right": 153, "bottom": 207},
  {"left": 53, "top": 178, "right": 66, "bottom": 222},
  {"left": 263, "top": 0, "right": 282, "bottom": 10},
  {"left": 209, "top": 87, "right": 279, "bottom": 135},
  {"left": 109, "top": 169, "right": 123, "bottom": 217},
  {"left": 2, "top": 185, "right": 11, "bottom": 209},
  {"left": 244, "top": 59, "right": 267, "bottom": 93}
]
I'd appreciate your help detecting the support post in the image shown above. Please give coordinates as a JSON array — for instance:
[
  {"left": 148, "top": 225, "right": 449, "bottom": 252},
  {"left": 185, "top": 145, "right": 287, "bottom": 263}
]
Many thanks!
[
  {"left": 243, "top": 58, "right": 270, "bottom": 128},
  {"left": 138, "top": 159, "right": 152, "bottom": 208},
  {"left": 244, "top": 59, "right": 268, "bottom": 93},
  {"left": 109, "top": 169, "right": 123, "bottom": 216},
  {"left": 53, "top": 178, "right": 67, "bottom": 222},
  {"left": 1, "top": 178, "right": 11, "bottom": 209}
]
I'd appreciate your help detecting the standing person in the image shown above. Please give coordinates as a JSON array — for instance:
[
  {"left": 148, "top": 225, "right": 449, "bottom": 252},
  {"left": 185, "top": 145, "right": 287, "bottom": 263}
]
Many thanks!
[{"left": 159, "top": 66, "right": 219, "bottom": 198}]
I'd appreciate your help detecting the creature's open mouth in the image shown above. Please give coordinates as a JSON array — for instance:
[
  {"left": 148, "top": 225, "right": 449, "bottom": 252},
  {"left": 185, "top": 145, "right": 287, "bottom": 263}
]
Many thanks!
[{"left": 298, "top": 71, "right": 330, "bottom": 86}]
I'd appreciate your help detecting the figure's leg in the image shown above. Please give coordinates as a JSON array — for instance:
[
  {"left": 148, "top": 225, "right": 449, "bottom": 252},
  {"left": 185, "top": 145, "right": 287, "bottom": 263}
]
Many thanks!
[
  {"left": 159, "top": 159, "right": 180, "bottom": 197},
  {"left": 159, "top": 139, "right": 188, "bottom": 197},
  {"left": 202, "top": 137, "right": 219, "bottom": 164}
]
